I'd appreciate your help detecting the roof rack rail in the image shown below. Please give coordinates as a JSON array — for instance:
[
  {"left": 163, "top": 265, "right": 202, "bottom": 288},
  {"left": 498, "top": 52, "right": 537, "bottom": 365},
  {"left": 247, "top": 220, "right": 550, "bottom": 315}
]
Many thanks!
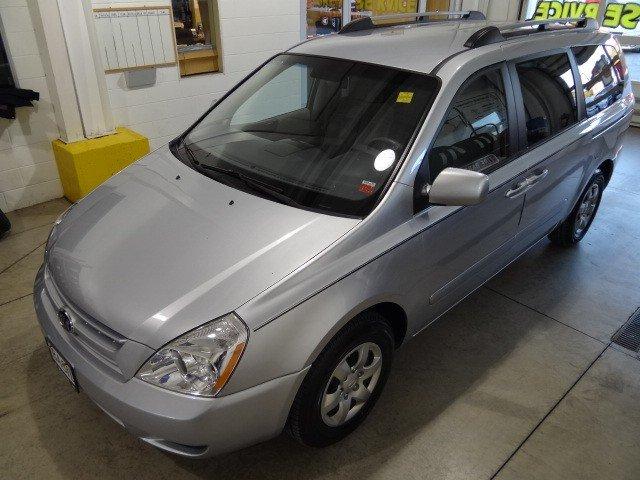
[
  {"left": 465, "top": 17, "right": 599, "bottom": 48},
  {"left": 339, "top": 10, "right": 486, "bottom": 34}
]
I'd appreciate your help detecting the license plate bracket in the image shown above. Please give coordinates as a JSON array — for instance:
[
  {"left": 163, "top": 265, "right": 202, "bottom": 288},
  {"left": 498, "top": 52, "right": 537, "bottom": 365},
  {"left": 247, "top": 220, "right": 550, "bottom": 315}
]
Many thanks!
[{"left": 46, "top": 339, "right": 79, "bottom": 392}]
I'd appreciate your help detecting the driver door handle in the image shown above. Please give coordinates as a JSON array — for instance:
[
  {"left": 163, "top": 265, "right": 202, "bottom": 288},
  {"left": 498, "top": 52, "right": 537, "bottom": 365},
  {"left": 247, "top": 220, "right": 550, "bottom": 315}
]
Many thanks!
[{"left": 506, "top": 169, "right": 549, "bottom": 199}]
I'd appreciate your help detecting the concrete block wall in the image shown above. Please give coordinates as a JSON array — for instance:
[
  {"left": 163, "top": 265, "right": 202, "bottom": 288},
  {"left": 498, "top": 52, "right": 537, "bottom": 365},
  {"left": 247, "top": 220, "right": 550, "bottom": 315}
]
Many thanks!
[
  {"left": 96, "top": 0, "right": 303, "bottom": 152},
  {"left": 0, "top": 0, "right": 63, "bottom": 213}
]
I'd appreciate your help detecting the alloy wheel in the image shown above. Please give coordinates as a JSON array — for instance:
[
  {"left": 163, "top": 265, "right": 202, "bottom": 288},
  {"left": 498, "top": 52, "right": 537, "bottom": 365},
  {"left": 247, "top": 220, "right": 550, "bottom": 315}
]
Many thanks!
[
  {"left": 320, "top": 342, "right": 382, "bottom": 427},
  {"left": 574, "top": 183, "right": 600, "bottom": 237}
]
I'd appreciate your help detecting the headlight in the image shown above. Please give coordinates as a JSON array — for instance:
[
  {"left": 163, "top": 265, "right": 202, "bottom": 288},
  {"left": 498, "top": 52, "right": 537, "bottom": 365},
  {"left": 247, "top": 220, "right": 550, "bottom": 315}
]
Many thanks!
[{"left": 136, "top": 313, "right": 248, "bottom": 397}]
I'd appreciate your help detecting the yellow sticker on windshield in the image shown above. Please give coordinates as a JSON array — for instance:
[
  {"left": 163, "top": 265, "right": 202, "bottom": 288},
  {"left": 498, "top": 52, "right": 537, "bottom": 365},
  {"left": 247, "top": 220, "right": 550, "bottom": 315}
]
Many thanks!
[{"left": 396, "top": 92, "right": 414, "bottom": 104}]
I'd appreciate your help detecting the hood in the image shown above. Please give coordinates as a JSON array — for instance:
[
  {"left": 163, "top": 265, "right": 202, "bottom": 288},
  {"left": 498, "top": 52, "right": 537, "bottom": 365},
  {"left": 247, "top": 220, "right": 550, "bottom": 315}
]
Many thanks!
[{"left": 47, "top": 147, "right": 359, "bottom": 348}]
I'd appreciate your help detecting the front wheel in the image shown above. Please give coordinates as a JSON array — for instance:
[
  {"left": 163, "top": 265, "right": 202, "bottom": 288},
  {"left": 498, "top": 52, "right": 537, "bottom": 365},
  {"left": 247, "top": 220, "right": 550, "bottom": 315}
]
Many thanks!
[
  {"left": 287, "top": 312, "right": 394, "bottom": 447},
  {"left": 548, "top": 172, "right": 605, "bottom": 247}
]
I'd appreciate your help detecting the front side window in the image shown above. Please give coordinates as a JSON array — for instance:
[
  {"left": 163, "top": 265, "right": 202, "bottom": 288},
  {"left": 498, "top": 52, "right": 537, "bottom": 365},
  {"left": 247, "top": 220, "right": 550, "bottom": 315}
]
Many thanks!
[
  {"left": 175, "top": 54, "right": 439, "bottom": 217},
  {"left": 515, "top": 53, "right": 577, "bottom": 146},
  {"left": 428, "top": 68, "right": 510, "bottom": 182},
  {"left": 572, "top": 44, "right": 625, "bottom": 118}
]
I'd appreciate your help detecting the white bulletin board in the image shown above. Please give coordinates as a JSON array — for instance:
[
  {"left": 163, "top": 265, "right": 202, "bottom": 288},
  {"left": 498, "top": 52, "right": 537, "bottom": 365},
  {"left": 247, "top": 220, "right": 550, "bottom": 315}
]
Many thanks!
[{"left": 93, "top": 6, "right": 178, "bottom": 73}]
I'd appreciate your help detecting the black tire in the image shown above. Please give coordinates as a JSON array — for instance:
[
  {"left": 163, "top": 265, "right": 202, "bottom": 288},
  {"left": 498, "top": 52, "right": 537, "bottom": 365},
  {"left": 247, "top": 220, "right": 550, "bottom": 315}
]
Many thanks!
[
  {"left": 548, "top": 172, "right": 605, "bottom": 247},
  {"left": 287, "top": 311, "right": 394, "bottom": 447}
]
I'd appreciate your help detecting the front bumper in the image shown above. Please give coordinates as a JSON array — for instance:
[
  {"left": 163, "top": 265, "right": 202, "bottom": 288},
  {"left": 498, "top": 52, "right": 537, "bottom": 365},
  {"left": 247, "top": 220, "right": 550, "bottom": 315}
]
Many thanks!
[{"left": 34, "top": 266, "right": 307, "bottom": 458}]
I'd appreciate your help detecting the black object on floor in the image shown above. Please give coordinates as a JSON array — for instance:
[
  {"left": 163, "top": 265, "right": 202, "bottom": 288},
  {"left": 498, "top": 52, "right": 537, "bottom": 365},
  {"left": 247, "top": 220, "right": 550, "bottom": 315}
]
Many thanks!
[
  {"left": 0, "top": 208, "right": 10, "bottom": 238},
  {"left": 0, "top": 87, "right": 40, "bottom": 119}
]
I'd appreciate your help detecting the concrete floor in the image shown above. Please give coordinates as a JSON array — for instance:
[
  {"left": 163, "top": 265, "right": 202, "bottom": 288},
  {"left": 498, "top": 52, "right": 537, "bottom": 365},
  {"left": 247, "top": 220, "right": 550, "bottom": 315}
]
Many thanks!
[{"left": 1, "top": 131, "right": 640, "bottom": 480}]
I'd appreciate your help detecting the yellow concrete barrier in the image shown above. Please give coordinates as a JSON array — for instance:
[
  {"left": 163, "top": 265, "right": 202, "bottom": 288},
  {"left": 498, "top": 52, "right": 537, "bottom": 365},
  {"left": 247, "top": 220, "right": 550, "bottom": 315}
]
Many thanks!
[{"left": 53, "top": 127, "right": 150, "bottom": 202}]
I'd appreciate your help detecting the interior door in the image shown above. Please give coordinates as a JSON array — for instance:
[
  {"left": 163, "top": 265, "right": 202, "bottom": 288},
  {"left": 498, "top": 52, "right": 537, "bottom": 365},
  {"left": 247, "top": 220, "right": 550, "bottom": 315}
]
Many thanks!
[{"left": 412, "top": 64, "right": 527, "bottom": 315}]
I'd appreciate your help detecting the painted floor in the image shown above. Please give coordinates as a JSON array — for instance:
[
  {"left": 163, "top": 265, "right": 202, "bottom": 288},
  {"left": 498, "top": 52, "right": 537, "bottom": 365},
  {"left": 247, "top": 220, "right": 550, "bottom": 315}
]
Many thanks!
[{"left": 1, "top": 130, "right": 639, "bottom": 479}]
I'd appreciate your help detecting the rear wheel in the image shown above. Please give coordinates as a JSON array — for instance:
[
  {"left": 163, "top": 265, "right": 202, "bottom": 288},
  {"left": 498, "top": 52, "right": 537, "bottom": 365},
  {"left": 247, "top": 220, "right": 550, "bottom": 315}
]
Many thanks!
[
  {"left": 548, "top": 172, "right": 605, "bottom": 247},
  {"left": 287, "top": 312, "right": 394, "bottom": 447}
]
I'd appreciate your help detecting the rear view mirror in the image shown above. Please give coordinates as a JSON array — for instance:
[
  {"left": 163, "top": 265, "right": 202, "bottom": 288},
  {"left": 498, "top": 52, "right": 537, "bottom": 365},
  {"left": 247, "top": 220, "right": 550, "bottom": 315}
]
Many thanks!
[{"left": 426, "top": 167, "right": 489, "bottom": 206}]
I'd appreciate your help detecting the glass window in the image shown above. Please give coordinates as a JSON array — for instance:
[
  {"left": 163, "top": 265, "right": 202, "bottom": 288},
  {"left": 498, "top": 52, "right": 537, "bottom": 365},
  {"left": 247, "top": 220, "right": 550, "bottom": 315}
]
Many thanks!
[
  {"left": 428, "top": 69, "right": 510, "bottom": 181},
  {"left": 173, "top": 0, "right": 221, "bottom": 76},
  {"left": 525, "top": 0, "right": 640, "bottom": 81},
  {"left": 515, "top": 53, "right": 577, "bottom": 146},
  {"left": 351, "top": 0, "right": 419, "bottom": 20},
  {"left": 175, "top": 54, "right": 439, "bottom": 217},
  {"left": 307, "top": 1, "right": 343, "bottom": 37},
  {"left": 573, "top": 44, "right": 625, "bottom": 118},
  {"left": 604, "top": 41, "right": 629, "bottom": 83},
  {"left": 231, "top": 64, "right": 309, "bottom": 125}
]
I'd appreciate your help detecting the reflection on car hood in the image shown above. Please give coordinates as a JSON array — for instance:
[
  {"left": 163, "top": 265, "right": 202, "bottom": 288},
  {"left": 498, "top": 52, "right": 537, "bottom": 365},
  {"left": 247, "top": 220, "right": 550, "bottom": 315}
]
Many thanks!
[{"left": 47, "top": 147, "right": 359, "bottom": 348}]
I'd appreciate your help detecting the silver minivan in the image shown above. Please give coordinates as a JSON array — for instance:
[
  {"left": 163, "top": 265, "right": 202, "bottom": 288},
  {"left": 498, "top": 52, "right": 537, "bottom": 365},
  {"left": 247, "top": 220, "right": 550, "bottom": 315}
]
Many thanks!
[{"left": 35, "top": 13, "right": 633, "bottom": 458}]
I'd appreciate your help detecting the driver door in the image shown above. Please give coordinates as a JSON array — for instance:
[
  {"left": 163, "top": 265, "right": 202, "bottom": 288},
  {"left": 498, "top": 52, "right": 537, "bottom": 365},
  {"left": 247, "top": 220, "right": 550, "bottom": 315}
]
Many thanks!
[{"left": 410, "top": 63, "right": 528, "bottom": 320}]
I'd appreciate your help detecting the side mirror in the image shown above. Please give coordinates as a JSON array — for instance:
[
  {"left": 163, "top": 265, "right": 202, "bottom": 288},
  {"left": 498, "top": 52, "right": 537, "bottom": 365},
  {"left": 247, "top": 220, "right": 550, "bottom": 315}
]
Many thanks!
[{"left": 424, "top": 167, "right": 489, "bottom": 206}]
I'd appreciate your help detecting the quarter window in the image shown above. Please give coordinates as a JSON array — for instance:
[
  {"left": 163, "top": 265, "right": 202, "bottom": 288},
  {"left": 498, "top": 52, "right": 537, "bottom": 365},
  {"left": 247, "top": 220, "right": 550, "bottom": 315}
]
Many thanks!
[
  {"left": 428, "top": 68, "right": 510, "bottom": 181},
  {"left": 515, "top": 53, "right": 577, "bottom": 146},
  {"left": 572, "top": 44, "right": 625, "bottom": 118}
]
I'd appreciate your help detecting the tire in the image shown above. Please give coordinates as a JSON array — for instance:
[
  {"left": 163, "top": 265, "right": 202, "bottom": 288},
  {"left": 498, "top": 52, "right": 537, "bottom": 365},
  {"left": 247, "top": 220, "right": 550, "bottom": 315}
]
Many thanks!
[
  {"left": 548, "top": 172, "right": 605, "bottom": 247},
  {"left": 287, "top": 311, "right": 394, "bottom": 447}
]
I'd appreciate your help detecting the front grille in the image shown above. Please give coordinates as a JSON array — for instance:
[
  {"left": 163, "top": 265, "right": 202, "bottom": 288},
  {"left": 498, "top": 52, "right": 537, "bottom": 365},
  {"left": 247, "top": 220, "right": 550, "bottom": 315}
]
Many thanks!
[
  {"left": 43, "top": 268, "right": 128, "bottom": 379},
  {"left": 612, "top": 308, "right": 640, "bottom": 356}
]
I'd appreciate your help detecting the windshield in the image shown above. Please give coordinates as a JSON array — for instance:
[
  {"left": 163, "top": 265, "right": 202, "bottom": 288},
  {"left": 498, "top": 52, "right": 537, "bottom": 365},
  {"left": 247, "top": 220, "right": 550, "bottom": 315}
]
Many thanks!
[{"left": 175, "top": 54, "right": 440, "bottom": 217}]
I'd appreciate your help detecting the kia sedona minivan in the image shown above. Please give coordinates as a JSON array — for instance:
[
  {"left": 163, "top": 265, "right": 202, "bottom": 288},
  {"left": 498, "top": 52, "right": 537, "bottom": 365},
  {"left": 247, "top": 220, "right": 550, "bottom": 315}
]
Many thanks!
[{"left": 35, "top": 13, "right": 633, "bottom": 458}]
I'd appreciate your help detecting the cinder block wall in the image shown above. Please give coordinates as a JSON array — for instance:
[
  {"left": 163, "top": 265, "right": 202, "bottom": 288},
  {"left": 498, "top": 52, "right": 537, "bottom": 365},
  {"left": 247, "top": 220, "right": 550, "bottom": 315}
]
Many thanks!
[{"left": 0, "top": 1, "right": 63, "bottom": 212}]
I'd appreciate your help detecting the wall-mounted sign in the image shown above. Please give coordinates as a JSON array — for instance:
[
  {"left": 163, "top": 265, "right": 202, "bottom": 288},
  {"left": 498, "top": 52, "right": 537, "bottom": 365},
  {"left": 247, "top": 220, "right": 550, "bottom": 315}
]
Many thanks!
[
  {"left": 93, "top": 6, "right": 178, "bottom": 73},
  {"left": 532, "top": 1, "right": 640, "bottom": 30}
]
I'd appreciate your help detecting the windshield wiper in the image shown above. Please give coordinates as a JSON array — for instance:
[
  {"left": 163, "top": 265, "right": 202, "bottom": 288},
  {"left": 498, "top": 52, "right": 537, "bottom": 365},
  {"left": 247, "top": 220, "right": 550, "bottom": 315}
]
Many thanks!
[
  {"left": 180, "top": 142, "right": 304, "bottom": 209},
  {"left": 202, "top": 163, "right": 305, "bottom": 209}
]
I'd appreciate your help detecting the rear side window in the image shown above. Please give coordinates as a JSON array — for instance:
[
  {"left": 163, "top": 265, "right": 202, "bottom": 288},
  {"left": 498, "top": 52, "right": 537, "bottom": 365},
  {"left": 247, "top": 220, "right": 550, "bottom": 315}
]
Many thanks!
[
  {"left": 572, "top": 44, "right": 625, "bottom": 118},
  {"left": 515, "top": 53, "right": 577, "bottom": 146},
  {"left": 428, "top": 68, "right": 510, "bottom": 181}
]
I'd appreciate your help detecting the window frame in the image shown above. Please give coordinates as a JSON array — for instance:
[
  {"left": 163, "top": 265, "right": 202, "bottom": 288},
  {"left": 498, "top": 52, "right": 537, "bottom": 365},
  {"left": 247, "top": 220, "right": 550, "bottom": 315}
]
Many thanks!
[
  {"left": 303, "top": 0, "right": 424, "bottom": 39},
  {"left": 507, "top": 47, "right": 585, "bottom": 155},
  {"left": 173, "top": 0, "right": 223, "bottom": 77},
  {"left": 413, "top": 62, "right": 519, "bottom": 213}
]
